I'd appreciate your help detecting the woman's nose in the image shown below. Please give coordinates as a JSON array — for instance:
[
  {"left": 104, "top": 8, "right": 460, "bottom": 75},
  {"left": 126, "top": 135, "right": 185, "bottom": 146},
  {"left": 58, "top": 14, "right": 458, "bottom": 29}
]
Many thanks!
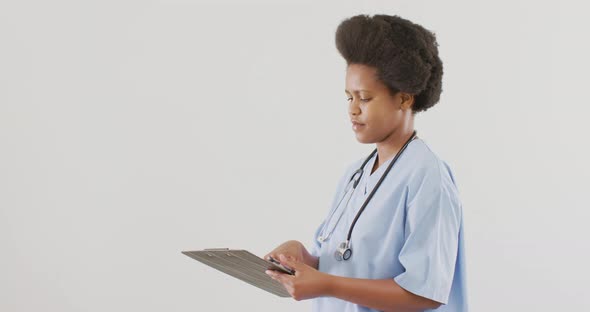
[{"left": 349, "top": 100, "right": 360, "bottom": 116}]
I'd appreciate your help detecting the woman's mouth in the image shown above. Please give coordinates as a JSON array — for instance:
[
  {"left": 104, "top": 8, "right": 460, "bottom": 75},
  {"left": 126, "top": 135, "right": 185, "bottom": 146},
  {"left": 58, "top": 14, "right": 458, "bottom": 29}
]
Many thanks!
[{"left": 352, "top": 122, "right": 365, "bottom": 131}]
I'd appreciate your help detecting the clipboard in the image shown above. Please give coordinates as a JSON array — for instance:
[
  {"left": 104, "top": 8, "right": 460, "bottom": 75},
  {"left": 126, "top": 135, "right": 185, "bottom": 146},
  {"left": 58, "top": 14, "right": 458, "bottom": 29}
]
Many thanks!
[{"left": 181, "top": 248, "right": 295, "bottom": 297}]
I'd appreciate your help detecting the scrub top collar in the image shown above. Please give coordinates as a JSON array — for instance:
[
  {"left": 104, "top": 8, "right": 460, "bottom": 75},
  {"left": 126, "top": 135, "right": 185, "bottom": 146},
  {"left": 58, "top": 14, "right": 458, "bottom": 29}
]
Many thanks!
[
  {"left": 362, "top": 151, "right": 394, "bottom": 196},
  {"left": 361, "top": 139, "right": 420, "bottom": 195}
]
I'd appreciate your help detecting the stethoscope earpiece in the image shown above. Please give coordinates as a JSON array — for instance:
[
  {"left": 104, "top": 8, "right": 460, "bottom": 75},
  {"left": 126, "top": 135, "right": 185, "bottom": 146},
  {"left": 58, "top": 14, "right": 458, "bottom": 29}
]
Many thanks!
[{"left": 351, "top": 169, "right": 363, "bottom": 189}]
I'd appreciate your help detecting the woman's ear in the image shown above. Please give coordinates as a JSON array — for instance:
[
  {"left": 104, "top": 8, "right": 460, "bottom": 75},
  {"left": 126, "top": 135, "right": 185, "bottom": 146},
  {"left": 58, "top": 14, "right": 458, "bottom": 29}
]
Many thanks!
[{"left": 399, "top": 92, "right": 415, "bottom": 110}]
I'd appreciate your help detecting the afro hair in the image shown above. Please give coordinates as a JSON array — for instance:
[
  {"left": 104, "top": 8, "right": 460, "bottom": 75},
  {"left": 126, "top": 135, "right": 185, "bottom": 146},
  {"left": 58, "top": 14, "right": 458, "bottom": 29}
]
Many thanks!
[{"left": 335, "top": 14, "right": 443, "bottom": 113}]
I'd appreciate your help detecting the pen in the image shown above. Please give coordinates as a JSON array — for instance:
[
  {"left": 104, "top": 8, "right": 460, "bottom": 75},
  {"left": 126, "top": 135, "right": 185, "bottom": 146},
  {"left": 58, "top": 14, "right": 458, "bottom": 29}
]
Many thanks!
[{"left": 268, "top": 256, "right": 295, "bottom": 275}]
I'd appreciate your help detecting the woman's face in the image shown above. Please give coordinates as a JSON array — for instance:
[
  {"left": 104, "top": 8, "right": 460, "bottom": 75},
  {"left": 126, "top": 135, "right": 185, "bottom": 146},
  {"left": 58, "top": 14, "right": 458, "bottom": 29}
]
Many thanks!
[{"left": 345, "top": 63, "right": 411, "bottom": 144}]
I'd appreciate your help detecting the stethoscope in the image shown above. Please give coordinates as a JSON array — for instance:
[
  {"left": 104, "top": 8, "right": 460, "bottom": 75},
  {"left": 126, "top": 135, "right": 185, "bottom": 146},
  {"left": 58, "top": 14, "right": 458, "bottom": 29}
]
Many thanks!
[{"left": 316, "top": 130, "right": 418, "bottom": 261}]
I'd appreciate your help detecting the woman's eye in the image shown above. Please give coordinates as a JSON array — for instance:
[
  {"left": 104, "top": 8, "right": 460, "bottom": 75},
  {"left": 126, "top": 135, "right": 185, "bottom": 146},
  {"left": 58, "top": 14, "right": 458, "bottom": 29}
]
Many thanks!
[{"left": 346, "top": 98, "right": 371, "bottom": 102}]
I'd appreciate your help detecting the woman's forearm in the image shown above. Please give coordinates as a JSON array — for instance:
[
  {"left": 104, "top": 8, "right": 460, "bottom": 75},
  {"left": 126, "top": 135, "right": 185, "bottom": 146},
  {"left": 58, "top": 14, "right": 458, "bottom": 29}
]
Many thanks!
[{"left": 321, "top": 274, "right": 442, "bottom": 312}]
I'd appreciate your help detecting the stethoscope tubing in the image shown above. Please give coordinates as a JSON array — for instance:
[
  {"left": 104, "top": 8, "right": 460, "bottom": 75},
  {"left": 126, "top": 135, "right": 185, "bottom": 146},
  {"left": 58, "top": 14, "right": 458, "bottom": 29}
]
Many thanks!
[
  {"left": 346, "top": 131, "right": 417, "bottom": 241},
  {"left": 317, "top": 130, "right": 418, "bottom": 260}
]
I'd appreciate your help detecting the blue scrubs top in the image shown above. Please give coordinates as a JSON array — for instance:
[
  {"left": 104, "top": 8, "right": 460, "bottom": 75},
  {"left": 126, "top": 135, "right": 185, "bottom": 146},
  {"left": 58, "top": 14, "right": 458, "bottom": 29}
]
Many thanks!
[{"left": 309, "top": 138, "right": 468, "bottom": 311}]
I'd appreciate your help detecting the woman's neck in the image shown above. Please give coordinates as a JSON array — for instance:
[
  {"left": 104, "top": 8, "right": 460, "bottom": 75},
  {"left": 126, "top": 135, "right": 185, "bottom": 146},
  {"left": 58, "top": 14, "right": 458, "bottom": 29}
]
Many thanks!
[{"left": 372, "top": 125, "right": 415, "bottom": 173}]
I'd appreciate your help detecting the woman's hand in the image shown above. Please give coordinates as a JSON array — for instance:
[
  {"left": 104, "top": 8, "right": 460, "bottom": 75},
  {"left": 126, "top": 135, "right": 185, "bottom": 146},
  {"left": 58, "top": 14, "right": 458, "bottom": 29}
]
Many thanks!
[
  {"left": 264, "top": 240, "right": 314, "bottom": 267},
  {"left": 265, "top": 254, "right": 332, "bottom": 301}
]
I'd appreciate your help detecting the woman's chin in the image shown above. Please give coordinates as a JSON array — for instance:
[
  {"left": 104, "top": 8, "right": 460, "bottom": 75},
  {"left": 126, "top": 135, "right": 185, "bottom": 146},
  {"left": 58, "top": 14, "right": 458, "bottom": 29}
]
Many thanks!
[{"left": 354, "top": 133, "right": 374, "bottom": 144}]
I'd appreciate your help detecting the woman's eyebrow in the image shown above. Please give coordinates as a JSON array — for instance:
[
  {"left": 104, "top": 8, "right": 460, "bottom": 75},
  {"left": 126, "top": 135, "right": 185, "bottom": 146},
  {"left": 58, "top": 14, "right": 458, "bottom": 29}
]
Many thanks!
[{"left": 345, "top": 89, "right": 371, "bottom": 93}]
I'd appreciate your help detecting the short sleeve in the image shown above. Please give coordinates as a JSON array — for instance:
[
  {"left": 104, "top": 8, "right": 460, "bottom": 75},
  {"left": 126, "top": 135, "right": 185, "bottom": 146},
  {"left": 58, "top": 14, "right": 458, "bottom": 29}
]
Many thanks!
[{"left": 393, "top": 162, "right": 462, "bottom": 305}]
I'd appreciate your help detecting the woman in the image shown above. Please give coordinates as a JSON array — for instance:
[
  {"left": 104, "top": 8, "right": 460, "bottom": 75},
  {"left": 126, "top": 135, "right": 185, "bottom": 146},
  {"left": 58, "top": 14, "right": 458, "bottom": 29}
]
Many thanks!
[{"left": 264, "top": 14, "right": 467, "bottom": 312}]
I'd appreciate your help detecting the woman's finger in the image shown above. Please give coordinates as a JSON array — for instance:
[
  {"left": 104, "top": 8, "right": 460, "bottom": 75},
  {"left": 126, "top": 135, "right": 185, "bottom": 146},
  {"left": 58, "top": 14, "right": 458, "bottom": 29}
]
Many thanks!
[
  {"left": 266, "top": 270, "right": 289, "bottom": 282},
  {"left": 272, "top": 272, "right": 291, "bottom": 284}
]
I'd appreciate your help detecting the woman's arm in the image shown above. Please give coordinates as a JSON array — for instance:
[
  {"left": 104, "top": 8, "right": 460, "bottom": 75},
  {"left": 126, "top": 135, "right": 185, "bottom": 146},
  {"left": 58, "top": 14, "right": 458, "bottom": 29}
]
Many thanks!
[
  {"left": 267, "top": 255, "right": 442, "bottom": 311},
  {"left": 323, "top": 275, "right": 442, "bottom": 312}
]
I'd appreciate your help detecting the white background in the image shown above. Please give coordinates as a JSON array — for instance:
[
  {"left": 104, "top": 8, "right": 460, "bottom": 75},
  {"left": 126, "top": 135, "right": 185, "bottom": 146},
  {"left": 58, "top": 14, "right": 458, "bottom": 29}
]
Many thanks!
[{"left": 1, "top": 0, "right": 589, "bottom": 311}]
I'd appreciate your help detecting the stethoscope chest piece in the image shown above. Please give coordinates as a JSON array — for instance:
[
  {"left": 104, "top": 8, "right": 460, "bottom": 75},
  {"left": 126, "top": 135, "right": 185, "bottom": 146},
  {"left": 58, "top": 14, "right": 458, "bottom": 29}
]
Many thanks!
[{"left": 334, "top": 240, "right": 352, "bottom": 261}]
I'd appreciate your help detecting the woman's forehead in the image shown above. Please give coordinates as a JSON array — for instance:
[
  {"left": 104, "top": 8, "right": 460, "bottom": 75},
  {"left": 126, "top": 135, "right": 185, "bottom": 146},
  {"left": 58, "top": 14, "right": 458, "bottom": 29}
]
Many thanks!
[{"left": 345, "top": 65, "right": 385, "bottom": 93}]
